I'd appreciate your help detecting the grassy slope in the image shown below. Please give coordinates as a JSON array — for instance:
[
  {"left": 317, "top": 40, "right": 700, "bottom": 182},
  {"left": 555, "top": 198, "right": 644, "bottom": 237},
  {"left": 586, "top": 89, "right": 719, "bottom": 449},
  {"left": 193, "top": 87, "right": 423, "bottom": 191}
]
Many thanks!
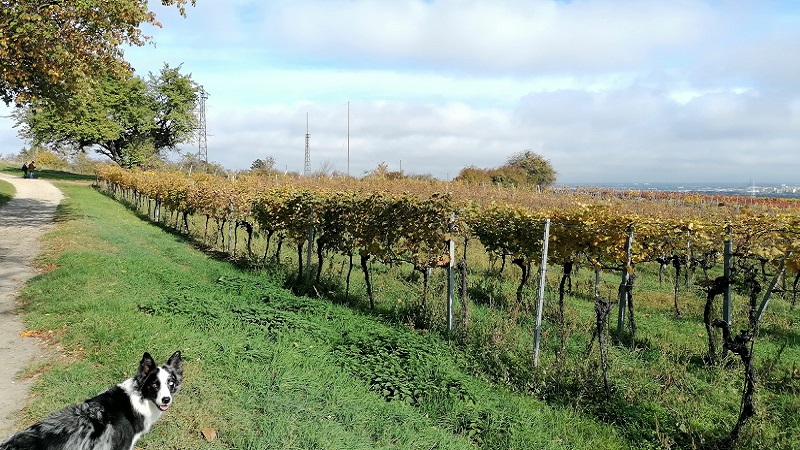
[
  {"left": 15, "top": 182, "right": 628, "bottom": 449},
  {"left": 0, "top": 178, "right": 14, "bottom": 208}
]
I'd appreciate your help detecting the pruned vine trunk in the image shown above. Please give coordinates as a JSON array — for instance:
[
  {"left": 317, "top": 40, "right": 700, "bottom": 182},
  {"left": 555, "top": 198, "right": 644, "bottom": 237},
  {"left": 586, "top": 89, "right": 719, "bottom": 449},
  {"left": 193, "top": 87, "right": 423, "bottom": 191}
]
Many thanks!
[
  {"left": 594, "top": 269, "right": 601, "bottom": 298},
  {"left": 457, "top": 258, "right": 469, "bottom": 329},
  {"left": 315, "top": 238, "right": 326, "bottom": 285},
  {"left": 712, "top": 319, "right": 755, "bottom": 449},
  {"left": 417, "top": 266, "right": 430, "bottom": 308},
  {"left": 673, "top": 256, "right": 683, "bottom": 317},
  {"left": 703, "top": 276, "right": 728, "bottom": 363},
  {"left": 239, "top": 220, "right": 254, "bottom": 257},
  {"left": 296, "top": 242, "right": 304, "bottom": 283},
  {"left": 262, "top": 230, "right": 275, "bottom": 263},
  {"left": 512, "top": 258, "right": 530, "bottom": 317},
  {"left": 345, "top": 252, "right": 354, "bottom": 297},
  {"left": 558, "top": 260, "right": 574, "bottom": 352},
  {"left": 595, "top": 296, "right": 614, "bottom": 402},
  {"left": 274, "top": 236, "right": 284, "bottom": 263},
  {"left": 625, "top": 272, "right": 637, "bottom": 342},
  {"left": 361, "top": 253, "right": 375, "bottom": 309}
]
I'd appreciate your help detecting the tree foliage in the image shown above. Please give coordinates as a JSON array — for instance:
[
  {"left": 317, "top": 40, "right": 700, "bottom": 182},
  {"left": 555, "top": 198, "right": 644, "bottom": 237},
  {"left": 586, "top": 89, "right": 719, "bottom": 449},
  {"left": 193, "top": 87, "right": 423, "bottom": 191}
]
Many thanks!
[
  {"left": 456, "top": 150, "right": 557, "bottom": 188},
  {"left": 0, "top": 0, "right": 195, "bottom": 106},
  {"left": 14, "top": 64, "right": 199, "bottom": 168},
  {"left": 505, "top": 150, "right": 557, "bottom": 187},
  {"left": 251, "top": 156, "right": 277, "bottom": 173}
]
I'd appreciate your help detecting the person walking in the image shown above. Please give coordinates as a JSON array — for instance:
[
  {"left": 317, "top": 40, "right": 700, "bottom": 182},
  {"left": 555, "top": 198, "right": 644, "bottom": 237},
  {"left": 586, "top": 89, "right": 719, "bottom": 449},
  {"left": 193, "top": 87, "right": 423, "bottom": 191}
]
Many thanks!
[
  {"left": 27, "top": 161, "right": 36, "bottom": 179},
  {"left": 21, "top": 162, "right": 28, "bottom": 178}
]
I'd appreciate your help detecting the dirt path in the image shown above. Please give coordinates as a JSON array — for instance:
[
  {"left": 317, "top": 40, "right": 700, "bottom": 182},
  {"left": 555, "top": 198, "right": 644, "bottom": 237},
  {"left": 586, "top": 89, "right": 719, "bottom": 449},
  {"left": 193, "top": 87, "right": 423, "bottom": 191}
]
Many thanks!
[{"left": 0, "top": 172, "right": 63, "bottom": 437}]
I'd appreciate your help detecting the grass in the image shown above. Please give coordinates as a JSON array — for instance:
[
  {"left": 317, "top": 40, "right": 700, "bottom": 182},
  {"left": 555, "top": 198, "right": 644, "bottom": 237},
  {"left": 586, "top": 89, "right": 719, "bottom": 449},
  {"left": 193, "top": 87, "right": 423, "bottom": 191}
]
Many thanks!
[
  {"left": 8, "top": 170, "right": 800, "bottom": 449},
  {"left": 0, "top": 178, "right": 14, "bottom": 208},
  {"left": 15, "top": 178, "right": 627, "bottom": 449}
]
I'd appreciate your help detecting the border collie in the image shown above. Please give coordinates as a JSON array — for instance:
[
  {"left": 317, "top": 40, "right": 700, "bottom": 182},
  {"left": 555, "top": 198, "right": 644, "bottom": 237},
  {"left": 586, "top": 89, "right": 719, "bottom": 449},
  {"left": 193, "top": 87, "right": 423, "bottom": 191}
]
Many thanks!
[{"left": 1, "top": 351, "right": 183, "bottom": 450}]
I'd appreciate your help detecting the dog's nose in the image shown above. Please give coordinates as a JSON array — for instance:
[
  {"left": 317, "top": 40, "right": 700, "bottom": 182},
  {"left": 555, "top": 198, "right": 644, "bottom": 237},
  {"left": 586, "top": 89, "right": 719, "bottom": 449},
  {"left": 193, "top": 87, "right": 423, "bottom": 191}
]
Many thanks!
[{"left": 162, "top": 397, "right": 171, "bottom": 405}]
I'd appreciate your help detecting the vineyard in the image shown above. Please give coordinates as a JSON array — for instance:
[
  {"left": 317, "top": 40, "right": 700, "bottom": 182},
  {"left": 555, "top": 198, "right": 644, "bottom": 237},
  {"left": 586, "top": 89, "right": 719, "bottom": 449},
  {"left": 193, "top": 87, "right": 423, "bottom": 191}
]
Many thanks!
[{"left": 95, "top": 165, "right": 800, "bottom": 449}]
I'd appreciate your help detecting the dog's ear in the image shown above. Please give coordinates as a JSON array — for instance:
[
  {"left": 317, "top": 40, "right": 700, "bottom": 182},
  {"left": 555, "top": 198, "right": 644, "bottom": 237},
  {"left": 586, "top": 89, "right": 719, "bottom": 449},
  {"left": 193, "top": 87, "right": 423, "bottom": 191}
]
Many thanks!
[
  {"left": 165, "top": 351, "right": 183, "bottom": 381},
  {"left": 139, "top": 352, "right": 157, "bottom": 377}
]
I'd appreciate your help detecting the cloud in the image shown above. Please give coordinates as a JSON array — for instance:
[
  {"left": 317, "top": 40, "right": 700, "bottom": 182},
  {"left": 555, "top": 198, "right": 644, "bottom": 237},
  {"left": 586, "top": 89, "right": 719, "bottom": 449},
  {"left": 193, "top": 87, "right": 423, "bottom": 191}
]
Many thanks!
[{"left": 253, "top": 0, "right": 713, "bottom": 75}]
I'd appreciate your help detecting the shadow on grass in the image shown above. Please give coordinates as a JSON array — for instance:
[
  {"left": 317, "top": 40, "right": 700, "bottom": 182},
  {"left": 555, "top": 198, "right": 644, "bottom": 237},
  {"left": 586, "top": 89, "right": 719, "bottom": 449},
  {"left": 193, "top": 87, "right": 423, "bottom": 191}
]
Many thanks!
[
  {"left": 1, "top": 167, "right": 95, "bottom": 182},
  {"left": 53, "top": 201, "right": 87, "bottom": 223},
  {"left": 0, "top": 192, "right": 11, "bottom": 208}
]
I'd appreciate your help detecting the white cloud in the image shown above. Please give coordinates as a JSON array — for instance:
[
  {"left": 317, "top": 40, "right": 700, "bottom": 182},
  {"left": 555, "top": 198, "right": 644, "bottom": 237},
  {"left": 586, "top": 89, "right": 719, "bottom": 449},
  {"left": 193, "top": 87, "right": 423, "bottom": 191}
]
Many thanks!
[{"left": 253, "top": 0, "right": 713, "bottom": 74}]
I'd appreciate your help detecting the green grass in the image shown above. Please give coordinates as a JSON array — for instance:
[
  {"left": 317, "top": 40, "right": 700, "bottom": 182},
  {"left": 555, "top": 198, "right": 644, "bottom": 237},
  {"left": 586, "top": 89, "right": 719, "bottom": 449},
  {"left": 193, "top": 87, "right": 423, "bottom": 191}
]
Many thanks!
[
  {"left": 0, "top": 161, "right": 96, "bottom": 182},
  {"left": 0, "top": 178, "right": 14, "bottom": 207},
  {"left": 12, "top": 173, "right": 800, "bottom": 449},
  {"left": 17, "top": 180, "right": 628, "bottom": 449}
]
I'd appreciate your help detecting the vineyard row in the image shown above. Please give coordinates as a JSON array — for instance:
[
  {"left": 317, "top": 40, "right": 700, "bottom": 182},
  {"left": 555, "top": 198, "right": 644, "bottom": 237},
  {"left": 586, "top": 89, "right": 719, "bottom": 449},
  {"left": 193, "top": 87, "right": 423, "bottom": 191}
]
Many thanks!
[{"left": 95, "top": 166, "right": 800, "bottom": 277}]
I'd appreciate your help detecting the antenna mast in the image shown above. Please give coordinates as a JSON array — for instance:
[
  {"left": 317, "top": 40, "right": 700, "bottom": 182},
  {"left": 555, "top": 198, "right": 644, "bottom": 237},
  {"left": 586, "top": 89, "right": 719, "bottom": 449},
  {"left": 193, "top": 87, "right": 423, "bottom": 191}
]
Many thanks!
[
  {"left": 304, "top": 113, "right": 311, "bottom": 177},
  {"left": 197, "top": 86, "right": 209, "bottom": 165},
  {"left": 347, "top": 101, "right": 350, "bottom": 177}
]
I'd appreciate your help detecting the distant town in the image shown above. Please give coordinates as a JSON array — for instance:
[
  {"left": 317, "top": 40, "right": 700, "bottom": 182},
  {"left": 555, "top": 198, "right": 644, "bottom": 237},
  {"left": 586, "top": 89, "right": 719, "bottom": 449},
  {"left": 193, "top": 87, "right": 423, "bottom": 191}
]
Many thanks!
[{"left": 563, "top": 182, "right": 800, "bottom": 199}]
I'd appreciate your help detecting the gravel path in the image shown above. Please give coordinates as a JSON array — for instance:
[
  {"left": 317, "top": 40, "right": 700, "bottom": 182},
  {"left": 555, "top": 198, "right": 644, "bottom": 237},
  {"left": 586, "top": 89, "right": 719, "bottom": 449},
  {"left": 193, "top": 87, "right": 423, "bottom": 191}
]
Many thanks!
[{"left": 0, "top": 172, "right": 63, "bottom": 437}]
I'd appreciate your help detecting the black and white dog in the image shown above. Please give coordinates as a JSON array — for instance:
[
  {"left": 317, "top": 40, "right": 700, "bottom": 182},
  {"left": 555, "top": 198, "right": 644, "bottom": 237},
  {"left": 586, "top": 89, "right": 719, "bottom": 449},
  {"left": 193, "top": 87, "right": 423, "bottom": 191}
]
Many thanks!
[{"left": 0, "top": 351, "right": 183, "bottom": 450}]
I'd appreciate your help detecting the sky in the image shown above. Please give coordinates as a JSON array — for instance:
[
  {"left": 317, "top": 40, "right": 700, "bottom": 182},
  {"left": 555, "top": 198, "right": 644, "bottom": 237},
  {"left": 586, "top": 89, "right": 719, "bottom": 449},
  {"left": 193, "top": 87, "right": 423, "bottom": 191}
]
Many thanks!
[{"left": 3, "top": 0, "right": 800, "bottom": 184}]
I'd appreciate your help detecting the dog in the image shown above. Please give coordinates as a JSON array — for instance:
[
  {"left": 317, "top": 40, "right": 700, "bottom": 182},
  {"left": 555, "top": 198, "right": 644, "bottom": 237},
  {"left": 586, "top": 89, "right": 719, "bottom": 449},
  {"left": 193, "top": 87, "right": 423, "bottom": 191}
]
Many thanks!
[{"left": 0, "top": 351, "right": 183, "bottom": 450}]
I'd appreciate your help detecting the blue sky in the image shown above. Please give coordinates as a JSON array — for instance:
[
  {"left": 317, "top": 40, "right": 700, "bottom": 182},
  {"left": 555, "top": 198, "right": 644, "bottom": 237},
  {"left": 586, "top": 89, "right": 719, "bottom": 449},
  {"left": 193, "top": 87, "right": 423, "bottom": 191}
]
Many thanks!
[{"left": 3, "top": 0, "right": 800, "bottom": 184}]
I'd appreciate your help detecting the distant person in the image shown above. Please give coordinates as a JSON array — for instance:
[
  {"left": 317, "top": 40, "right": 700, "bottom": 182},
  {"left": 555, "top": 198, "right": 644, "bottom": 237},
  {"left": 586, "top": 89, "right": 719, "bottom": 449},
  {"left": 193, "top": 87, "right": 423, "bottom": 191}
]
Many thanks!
[
  {"left": 28, "top": 160, "right": 36, "bottom": 178},
  {"left": 22, "top": 162, "right": 28, "bottom": 178}
]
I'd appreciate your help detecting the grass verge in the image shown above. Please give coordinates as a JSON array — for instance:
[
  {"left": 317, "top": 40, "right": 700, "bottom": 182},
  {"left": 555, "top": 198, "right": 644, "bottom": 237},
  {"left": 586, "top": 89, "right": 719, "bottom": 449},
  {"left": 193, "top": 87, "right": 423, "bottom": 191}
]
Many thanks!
[
  {"left": 14, "top": 180, "right": 630, "bottom": 449},
  {"left": 0, "top": 178, "right": 14, "bottom": 208}
]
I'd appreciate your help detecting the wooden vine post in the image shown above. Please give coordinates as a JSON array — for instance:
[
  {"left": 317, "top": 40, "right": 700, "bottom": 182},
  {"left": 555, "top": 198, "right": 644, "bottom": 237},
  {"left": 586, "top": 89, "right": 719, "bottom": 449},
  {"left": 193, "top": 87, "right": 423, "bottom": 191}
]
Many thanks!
[
  {"left": 616, "top": 226, "right": 634, "bottom": 335},
  {"left": 446, "top": 212, "right": 456, "bottom": 333},
  {"left": 533, "top": 218, "right": 551, "bottom": 367}
]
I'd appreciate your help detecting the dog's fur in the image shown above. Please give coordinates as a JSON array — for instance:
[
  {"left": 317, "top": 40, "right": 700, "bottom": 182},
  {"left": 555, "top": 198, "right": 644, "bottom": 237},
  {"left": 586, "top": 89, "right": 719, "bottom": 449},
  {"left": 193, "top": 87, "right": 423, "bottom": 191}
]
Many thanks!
[{"left": 0, "top": 351, "right": 182, "bottom": 450}]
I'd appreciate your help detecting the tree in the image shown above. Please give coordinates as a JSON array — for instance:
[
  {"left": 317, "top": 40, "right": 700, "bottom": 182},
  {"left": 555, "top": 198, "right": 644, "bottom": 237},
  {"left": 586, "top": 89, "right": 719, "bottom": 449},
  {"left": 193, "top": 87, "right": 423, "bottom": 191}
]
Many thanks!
[
  {"left": 455, "top": 151, "right": 557, "bottom": 188},
  {"left": 0, "top": 0, "right": 195, "bottom": 107},
  {"left": 251, "top": 156, "right": 277, "bottom": 172},
  {"left": 14, "top": 64, "right": 199, "bottom": 168},
  {"left": 505, "top": 150, "right": 557, "bottom": 188}
]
